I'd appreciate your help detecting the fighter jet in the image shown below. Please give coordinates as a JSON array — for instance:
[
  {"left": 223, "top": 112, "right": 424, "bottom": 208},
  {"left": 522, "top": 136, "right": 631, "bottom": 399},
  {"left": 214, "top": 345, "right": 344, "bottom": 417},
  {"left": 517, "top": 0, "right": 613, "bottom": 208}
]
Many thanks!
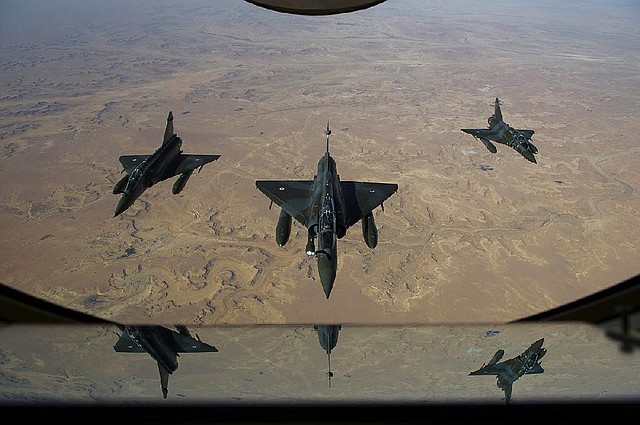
[
  {"left": 112, "top": 111, "right": 220, "bottom": 216},
  {"left": 255, "top": 123, "right": 398, "bottom": 298},
  {"left": 314, "top": 324, "right": 342, "bottom": 387},
  {"left": 113, "top": 324, "right": 218, "bottom": 399},
  {"left": 461, "top": 98, "right": 539, "bottom": 163},
  {"left": 468, "top": 337, "right": 547, "bottom": 404}
]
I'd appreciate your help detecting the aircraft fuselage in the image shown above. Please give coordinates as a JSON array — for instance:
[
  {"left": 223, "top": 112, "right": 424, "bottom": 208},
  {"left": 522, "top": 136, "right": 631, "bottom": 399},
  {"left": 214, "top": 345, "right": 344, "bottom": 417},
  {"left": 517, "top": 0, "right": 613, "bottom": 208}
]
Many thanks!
[
  {"left": 120, "top": 325, "right": 180, "bottom": 374},
  {"left": 114, "top": 135, "right": 183, "bottom": 216},
  {"left": 470, "top": 338, "right": 546, "bottom": 404},
  {"left": 488, "top": 117, "right": 537, "bottom": 163},
  {"left": 308, "top": 153, "right": 347, "bottom": 298},
  {"left": 495, "top": 339, "right": 546, "bottom": 401},
  {"left": 515, "top": 338, "right": 547, "bottom": 374}
]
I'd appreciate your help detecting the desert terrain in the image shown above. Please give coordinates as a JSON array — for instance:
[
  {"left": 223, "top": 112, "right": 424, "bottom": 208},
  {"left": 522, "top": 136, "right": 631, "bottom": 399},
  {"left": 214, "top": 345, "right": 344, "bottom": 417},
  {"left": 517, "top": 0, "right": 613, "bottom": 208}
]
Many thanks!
[{"left": 1, "top": 0, "right": 639, "bottom": 326}]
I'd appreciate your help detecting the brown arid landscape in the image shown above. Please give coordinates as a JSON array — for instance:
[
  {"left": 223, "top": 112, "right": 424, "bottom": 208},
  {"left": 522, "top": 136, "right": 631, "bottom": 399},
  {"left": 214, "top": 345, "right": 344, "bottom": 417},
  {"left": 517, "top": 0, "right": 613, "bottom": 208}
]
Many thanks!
[
  {"left": 1, "top": 0, "right": 639, "bottom": 327},
  {"left": 2, "top": 1, "right": 640, "bottom": 413}
]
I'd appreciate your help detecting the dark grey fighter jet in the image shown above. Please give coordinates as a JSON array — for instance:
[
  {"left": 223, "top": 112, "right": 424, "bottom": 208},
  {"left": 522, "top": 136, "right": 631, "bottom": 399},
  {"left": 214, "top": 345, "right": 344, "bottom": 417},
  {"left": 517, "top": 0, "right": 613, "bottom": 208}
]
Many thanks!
[
  {"left": 113, "top": 325, "right": 218, "bottom": 399},
  {"left": 256, "top": 123, "right": 398, "bottom": 299},
  {"left": 314, "top": 324, "right": 342, "bottom": 387},
  {"left": 112, "top": 111, "right": 220, "bottom": 216},
  {"left": 461, "top": 98, "right": 538, "bottom": 163},
  {"left": 469, "top": 337, "right": 546, "bottom": 404}
]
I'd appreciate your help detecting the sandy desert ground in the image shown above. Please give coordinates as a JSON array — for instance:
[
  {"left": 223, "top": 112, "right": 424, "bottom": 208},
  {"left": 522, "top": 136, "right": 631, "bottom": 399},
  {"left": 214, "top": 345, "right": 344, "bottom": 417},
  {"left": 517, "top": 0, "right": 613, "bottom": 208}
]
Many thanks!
[{"left": 1, "top": 0, "right": 639, "bottom": 326}]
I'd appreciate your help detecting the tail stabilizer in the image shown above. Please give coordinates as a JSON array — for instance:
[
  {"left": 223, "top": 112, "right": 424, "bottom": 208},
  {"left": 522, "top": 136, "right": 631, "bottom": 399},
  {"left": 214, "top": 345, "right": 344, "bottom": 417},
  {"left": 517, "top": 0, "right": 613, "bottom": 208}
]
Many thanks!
[
  {"left": 325, "top": 121, "right": 331, "bottom": 153},
  {"left": 494, "top": 98, "right": 503, "bottom": 122},
  {"left": 326, "top": 353, "right": 333, "bottom": 388},
  {"left": 504, "top": 382, "right": 513, "bottom": 404},
  {"left": 158, "top": 361, "right": 171, "bottom": 399},
  {"left": 163, "top": 111, "right": 175, "bottom": 145}
]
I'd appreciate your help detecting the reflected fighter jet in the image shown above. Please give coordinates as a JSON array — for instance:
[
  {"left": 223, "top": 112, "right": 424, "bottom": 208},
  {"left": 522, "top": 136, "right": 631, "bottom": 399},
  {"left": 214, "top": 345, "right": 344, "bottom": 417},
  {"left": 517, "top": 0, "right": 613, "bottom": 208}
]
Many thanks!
[
  {"left": 113, "top": 111, "right": 220, "bottom": 216},
  {"left": 461, "top": 98, "right": 538, "bottom": 163},
  {"left": 256, "top": 123, "right": 398, "bottom": 298},
  {"left": 113, "top": 324, "right": 218, "bottom": 399},
  {"left": 469, "top": 337, "right": 546, "bottom": 404},
  {"left": 314, "top": 324, "right": 342, "bottom": 387}
]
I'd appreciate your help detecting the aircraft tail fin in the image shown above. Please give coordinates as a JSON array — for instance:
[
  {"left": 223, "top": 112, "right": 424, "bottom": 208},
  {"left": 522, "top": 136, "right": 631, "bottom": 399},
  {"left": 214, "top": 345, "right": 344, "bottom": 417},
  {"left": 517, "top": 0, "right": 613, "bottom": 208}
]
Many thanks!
[
  {"left": 163, "top": 111, "right": 175, "bottom": 145},
  {"left": 504, "top": 382, "right": 513, "bottom": 404},
  {"left": 324, "top": 121, "right": 331, "bottom": 153},
  {"left": 175, "top": 325, "right": 191, "bottom": 337},
  {"left": 326, "top": 352, "right": 333, "bottom": 388},
  {"left": 158, "top": 361, "right": 171, "bottom": 399},
  {"left": 494, "top": 98, "right": 503, "bottom": 122}
]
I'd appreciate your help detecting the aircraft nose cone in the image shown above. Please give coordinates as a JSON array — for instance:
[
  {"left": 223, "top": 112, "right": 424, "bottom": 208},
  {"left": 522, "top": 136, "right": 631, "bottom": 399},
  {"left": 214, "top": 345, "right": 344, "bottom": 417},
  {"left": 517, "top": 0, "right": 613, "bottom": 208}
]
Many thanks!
[
  {"left": 530, "top": 338, "right": 545, "bottom": 353},
  {"left": 114, "top": 196, "right": 132, "bottom": 217},
  {"left": 321, "top": 282, "right": 333, "bottom": 299},
  {"left": 316, "top": 253, "right": 336, "bottom": 299},
  {"left": 520, "top": 148, "right": 537, "bottom": 163}
]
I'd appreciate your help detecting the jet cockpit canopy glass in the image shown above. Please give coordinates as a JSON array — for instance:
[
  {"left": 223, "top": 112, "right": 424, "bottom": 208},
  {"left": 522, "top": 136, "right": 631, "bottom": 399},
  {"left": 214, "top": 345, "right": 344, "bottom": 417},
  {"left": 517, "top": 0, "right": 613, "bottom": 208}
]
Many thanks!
[{"left": 124, "top": 167, "right": 144, "bottom": 194}]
